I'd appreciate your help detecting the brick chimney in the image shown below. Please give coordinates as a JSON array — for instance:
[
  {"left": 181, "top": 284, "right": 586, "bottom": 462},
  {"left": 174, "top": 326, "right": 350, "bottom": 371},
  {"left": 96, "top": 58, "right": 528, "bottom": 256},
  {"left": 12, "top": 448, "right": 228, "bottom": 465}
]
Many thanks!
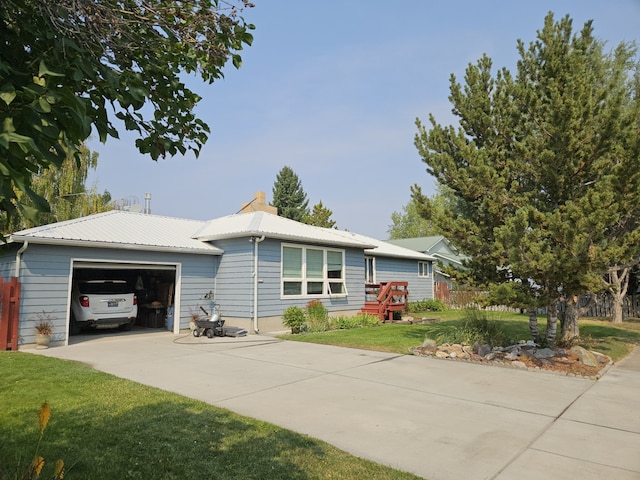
[{"left": 240, "top": 191, "right": 278, "bottom": 214}]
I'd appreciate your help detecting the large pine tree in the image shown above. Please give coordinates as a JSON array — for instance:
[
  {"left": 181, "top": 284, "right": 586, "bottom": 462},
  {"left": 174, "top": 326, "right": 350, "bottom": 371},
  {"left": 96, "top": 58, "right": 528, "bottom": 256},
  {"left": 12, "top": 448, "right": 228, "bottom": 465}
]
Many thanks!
[
  {"left": 271, "top": 166, "right": 309, "bottom": 222},
  {"left": 414, "top": 13, "right": 640, "bottom": 343}
]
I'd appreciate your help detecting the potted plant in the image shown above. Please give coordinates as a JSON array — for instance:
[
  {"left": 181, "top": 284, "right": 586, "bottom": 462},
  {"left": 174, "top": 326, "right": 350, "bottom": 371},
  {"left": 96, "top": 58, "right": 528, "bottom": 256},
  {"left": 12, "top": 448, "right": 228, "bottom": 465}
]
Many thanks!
[{"left": 34, "top": 312, "right": 54, "bottom": 349}]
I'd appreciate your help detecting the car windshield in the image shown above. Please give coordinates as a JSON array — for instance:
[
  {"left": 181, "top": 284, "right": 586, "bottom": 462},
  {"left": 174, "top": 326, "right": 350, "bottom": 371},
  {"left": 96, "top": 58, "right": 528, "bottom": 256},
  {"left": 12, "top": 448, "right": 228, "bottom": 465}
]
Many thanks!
[{"left": 79, "top": 280, "right": 131, "bottom": 295}]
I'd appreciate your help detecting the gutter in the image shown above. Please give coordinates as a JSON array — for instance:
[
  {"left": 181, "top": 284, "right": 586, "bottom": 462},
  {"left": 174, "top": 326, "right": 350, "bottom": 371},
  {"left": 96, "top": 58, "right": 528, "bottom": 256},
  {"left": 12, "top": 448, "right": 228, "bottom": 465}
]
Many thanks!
[
  {"left": 251, "top": 235, "right": 265, "bottom": 333},
  {"left": 15, "top": 241, "right": 28, "bottom": 279}
]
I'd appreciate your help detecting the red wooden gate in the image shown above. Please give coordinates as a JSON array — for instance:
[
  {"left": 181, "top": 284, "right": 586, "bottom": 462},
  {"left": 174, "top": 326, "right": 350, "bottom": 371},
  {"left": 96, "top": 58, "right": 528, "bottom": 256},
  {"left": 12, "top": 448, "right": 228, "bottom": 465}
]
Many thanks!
[
  {"left": 0, "top": 277, "right": 21, "bottom": 350},
  {"left": 435, "top": 281, "right": 450, "bottom": 304}
]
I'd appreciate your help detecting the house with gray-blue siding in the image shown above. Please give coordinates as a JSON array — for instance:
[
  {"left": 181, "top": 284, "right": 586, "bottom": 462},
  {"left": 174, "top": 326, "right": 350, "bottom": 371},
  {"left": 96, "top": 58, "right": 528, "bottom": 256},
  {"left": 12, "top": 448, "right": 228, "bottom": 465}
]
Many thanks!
[{"left": 1, "top": 209, "right": 434, "bottom": 348}]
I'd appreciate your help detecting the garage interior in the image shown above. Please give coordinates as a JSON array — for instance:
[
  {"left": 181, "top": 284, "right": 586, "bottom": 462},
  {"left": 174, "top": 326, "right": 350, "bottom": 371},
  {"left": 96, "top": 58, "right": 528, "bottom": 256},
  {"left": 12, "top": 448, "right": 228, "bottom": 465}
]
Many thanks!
[{"left": 71, "top": 263, "right": 176, "bottom": 332}]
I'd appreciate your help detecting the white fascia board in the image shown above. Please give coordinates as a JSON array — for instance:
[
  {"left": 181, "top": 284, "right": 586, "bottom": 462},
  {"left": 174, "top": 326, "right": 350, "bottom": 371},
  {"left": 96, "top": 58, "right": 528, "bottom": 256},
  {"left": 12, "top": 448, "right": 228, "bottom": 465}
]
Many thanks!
[
  {"left": 197, "top": 232, "right": 376, "bottom": 250},
  {"left": 8, "top": 235, "right": 224, "bottom": 255},
  {"left": 365, "top": 250, "right": 436, "bottom": 261}
]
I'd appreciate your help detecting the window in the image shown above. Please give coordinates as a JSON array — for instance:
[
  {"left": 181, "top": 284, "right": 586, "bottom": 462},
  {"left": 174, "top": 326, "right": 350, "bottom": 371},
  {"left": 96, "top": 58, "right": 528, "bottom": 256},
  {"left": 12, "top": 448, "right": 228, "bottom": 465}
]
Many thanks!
[
  {"left": 283, "top": 246, "right": 302, "bottom": 295},
  {"left": 306, "top": 248, "right": 324, "bottom": 295},
  {"left": 418, "top": 261, "right": 431, "bottom": 278},
  {"left": 282, "top": 244, "right": 347, "bottom": 297},
  {"left": 365, "top": 256, "right": 375, "bottom": 284},
  {"left": 327, "top": 250, "right": 345, "bottom": 294}
]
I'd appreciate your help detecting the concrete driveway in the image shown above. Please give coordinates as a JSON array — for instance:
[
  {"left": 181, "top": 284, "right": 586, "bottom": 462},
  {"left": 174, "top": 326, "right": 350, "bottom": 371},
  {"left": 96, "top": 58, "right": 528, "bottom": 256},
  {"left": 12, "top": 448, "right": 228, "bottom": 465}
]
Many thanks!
[{"left": 32, "top": 330, "right": 640, "bottom": 480}]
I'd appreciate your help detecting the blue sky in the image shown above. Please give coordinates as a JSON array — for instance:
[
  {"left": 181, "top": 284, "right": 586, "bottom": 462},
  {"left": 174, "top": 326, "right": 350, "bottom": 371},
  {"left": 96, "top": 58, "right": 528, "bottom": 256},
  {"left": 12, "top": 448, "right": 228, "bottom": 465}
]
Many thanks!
[{"left": 86, "top": 0, "right": 640, "bottom": 239}]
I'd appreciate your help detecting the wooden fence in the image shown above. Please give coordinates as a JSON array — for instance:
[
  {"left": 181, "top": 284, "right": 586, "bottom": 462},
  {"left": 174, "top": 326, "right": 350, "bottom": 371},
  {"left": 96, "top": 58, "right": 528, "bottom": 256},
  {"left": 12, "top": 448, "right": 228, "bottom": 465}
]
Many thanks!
[
  {"left": 448, "top": 289, "right": 640, "bottom": 319},
  {"left": 581, "top": 294, "right": 640, "bottom": 319},
  {"left": 434, "top": 281, "right": 450, "bottom": 304},
  {"left": 0, "top": 277, "right": 21, "bottom": 350}
]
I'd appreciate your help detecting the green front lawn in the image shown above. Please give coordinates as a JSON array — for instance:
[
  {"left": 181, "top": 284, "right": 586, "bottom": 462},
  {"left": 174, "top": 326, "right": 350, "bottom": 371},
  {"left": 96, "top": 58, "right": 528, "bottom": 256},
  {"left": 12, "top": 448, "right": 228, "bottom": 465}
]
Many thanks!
[
  {"left": 280, "top": 311, "right": 640, "bottom": 362},
  {"left": 0, "top": 353, "right": 421, "bottom": 480}
]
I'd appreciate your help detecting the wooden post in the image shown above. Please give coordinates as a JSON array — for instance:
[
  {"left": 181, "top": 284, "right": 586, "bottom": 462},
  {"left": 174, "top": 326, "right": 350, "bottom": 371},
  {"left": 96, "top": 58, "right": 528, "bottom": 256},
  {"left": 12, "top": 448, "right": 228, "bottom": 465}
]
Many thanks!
[{"left": 0, "top": 278, "right": 21, "bottom": 350}]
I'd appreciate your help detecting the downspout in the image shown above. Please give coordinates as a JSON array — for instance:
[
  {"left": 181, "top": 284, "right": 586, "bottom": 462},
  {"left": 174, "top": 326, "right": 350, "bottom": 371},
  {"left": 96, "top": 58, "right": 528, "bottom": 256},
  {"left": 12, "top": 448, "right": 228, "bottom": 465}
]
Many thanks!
[
  {"left": 15, "top": 241, "right": 28, "bottom": 279},
  {"left": 252, "top": 235, "right": 265, "bottom": 333}
]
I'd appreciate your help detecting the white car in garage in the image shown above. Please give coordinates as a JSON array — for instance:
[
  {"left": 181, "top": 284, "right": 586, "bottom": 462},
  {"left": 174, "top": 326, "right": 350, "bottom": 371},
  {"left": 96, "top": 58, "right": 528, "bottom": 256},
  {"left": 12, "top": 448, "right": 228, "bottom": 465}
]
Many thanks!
[{"left": 70, "top": 279, "right": 138, "bottom": 333}]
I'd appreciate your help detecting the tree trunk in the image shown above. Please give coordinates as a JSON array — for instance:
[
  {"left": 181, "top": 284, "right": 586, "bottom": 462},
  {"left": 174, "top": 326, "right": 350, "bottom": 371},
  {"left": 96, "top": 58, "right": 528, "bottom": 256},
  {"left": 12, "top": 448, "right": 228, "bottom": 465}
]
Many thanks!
[
  {"left": 608, "top": 267, "right": 630, "bottom": 324},
  {"left": 559, "top": 296, "right": 580, "bottom": 344},
  {"left": 527, "top": 306, "right": 539, "bottom": 343},
  {"left": 545, "top": 302, "right": 558, "bottom": 345},
  {"left": 612, "top": 299, "right": 624, "bottom": 324}
]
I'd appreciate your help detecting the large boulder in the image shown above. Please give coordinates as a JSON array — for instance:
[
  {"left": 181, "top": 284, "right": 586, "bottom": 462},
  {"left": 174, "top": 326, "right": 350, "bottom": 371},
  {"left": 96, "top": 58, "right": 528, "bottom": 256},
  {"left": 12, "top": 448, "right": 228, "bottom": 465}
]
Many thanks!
[{"left": 570, "top": 346, "right": 599, "bottom": 367}]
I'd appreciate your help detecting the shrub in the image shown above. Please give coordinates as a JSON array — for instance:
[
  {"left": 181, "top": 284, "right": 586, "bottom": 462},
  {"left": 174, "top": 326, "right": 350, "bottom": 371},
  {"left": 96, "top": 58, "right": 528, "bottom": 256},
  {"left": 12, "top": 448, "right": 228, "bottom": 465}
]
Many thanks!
[
  {"left": 460, "top": 309, "right": 506, "bottom": 346},
  {"left": 282, "top": 306, "right": 306, "bottom": 334},
  {"left": 435, "top": 309, "right": 506, "bottom": 347},
  {"left": 331, "top": 313, "right": 380, "bottom": 330},
  {"left": 305, "top": 300, "right": 330, "bottom": 333},
  {"left": 409, "top": 299, "right": 447, "bottom": 313}
]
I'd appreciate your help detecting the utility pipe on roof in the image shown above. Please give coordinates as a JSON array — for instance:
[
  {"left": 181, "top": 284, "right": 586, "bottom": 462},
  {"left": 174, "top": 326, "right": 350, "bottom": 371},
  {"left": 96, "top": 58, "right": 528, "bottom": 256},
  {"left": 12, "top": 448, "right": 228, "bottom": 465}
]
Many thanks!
[
  {"left": 15, "top": 241, "right": 28, "bottom": 279},
  {"left": 252, "top": 235, "right": 265, "bottom": 333}
]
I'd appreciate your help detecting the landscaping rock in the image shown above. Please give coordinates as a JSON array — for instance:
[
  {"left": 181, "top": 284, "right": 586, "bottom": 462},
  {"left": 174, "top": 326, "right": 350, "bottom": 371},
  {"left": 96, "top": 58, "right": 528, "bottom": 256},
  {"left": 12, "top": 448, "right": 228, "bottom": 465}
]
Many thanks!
[
  {"left": 422, "top": 338, "right": 438, "bottom": 349},
  {"left": 534, "top": 348, "right": 556, "bottom": 359},
  {"left": 592, "top": 351, "right": 610, "bottom": 364},
  {"left": 476, "top": 344, "right": 492, "bottom": 357},
  {"left": 411, "top": 338, "right": 610, "bottom": 379},
  {"left": 570, "top": 346, "right": 599, "bottom": 367}
]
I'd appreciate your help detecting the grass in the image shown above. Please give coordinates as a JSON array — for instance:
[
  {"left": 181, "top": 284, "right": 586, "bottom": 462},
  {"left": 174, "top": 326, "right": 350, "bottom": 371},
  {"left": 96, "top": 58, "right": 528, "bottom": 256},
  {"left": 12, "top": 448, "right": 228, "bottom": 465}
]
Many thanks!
[
  {"left": 0, "top": 353, "right": 421, "bottom": 480},
  {"left": 280, "top": 311, "right": 640, "bottom": 362}
]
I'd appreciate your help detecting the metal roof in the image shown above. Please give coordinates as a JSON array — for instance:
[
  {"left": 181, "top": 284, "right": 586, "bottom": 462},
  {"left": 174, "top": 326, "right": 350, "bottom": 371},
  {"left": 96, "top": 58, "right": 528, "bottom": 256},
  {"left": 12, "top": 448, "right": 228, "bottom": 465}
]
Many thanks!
[
  {"left": 9, "top": 211, "right": 222, "bottom": 255},
  {"left": 8, "top": 210, "right": 436, "bottom": 261},
  {"left": 193, "top": 211, "right": 378, "bottom": 249}
]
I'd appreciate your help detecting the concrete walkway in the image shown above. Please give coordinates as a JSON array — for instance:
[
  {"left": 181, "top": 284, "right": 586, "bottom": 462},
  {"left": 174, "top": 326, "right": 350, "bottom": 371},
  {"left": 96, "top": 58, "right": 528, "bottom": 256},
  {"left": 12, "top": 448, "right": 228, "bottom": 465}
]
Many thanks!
[{"left": 31, "top": 331, "right": 640, "bottom": 480}]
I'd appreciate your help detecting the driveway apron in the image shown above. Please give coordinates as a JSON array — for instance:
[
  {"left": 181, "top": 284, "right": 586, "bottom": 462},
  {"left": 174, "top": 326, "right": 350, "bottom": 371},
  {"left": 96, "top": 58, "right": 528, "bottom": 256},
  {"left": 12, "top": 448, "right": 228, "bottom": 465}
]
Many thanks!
[{"left": 31, "top": 333, "right": 640, "bottom": 480}]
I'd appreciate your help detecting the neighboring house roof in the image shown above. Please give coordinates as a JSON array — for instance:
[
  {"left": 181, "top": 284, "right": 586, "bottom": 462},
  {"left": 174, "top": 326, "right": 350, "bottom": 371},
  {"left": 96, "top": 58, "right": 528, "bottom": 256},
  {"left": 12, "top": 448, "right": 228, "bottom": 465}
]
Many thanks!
[
  {"left": 386, "top": 235, "right": 465, "bottom": 266},
  {"left": 193, "top": 211, "right": 377, "bottom": 249},
  {"left": 329, "top": 230, "right": 435, "bottom": 261},
  {"left": 8, "top": 210, "right": 222, "bottom": 255},
  {"left": 386, "top": 235, "right": 445, "bottom": 252}
]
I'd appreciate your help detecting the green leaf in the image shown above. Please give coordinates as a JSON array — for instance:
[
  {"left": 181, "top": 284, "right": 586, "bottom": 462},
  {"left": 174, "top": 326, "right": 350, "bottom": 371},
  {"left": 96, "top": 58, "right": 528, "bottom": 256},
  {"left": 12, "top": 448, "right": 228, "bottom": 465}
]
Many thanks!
[
  {"left": 38, "top": 60, "right": 64, "bottom": 78},
  {"left": 1, "top": 132, "right": 38, "bottom": 150},
  {"left": 0, "top": 84, "right": 16, "bottom": 105},
  {"left": 2, "top": 117, "right": 16, "bottom": 134},
  {"left": 38, "top": 97, "right": 51, "bottom": 113},
  {"left": 19, "top": 204, "right": 42, "bottom": 223}
]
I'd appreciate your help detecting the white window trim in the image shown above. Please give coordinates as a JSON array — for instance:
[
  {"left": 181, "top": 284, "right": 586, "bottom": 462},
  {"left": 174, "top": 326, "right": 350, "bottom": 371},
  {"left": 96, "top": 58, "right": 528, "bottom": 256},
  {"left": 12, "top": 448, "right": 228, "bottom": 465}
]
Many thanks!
[
  {"left": 418, "top": 261, "right": 431, "bottom": 278},
  {"left": 281, "top": 243, "right": 348, "bottom": 299}
]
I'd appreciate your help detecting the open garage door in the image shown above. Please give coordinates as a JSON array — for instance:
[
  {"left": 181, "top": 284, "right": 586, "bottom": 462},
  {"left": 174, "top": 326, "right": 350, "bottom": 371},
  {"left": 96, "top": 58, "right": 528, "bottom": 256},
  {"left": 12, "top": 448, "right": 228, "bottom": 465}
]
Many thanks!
[{"left": 70, "top": 261, "right": 178, "bottom": 336}]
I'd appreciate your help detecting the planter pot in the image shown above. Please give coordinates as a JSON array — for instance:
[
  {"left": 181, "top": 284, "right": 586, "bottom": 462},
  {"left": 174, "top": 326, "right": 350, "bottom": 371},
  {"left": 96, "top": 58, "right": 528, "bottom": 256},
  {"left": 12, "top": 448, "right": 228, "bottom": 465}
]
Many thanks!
[{"left": 35, "top": 333, "right": 51, "bottom": 349}]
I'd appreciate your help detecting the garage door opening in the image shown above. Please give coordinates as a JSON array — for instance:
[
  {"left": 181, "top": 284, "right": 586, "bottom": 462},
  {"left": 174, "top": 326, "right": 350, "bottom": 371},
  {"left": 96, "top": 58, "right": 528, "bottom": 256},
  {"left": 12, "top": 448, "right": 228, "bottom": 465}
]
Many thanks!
[{"left": 70, "top": 262, "right": 177, "bottom": 337}]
